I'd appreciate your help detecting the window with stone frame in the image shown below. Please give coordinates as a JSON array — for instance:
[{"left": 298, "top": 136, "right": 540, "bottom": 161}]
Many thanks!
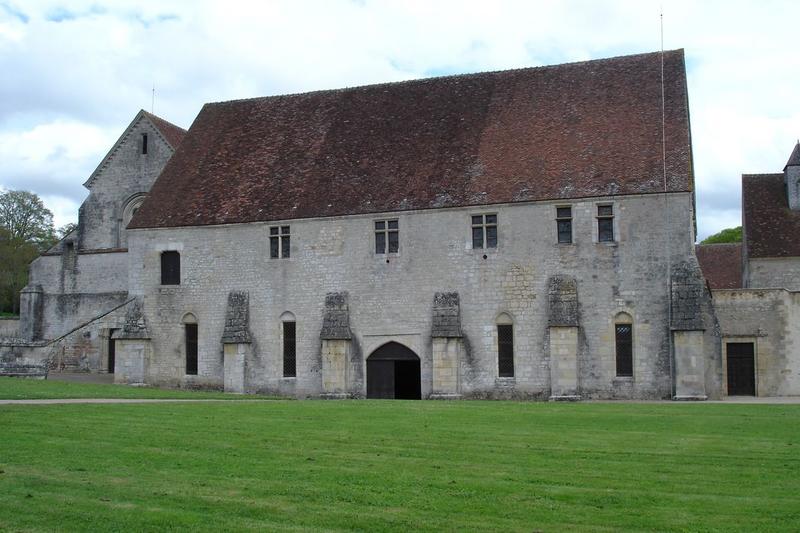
[
  {"left": 141, "top": 133, "right": 148, "bottom": 155},
  {"left": 160, "top": 251, "right": 180, "bottom": 285},
  {"left": 597, "top": 204, "right": 614, "bottom": 242},
  {"left": 270, "top": 226, "right": 290, "bottom": 259},
  {"left": 472, "top": 214, "right": 497, "bottom": 249},
  {"left": 556, "top": 206, "right": 573, "bottom": 244},
  {"left": 185, "top": 323, "right": 198, "bottom": 375},
  {"left": 375, "top": 219, "right": 399, "bottom": 254},
  {"left": 615, "top": 314, "right": 633, "bottom": 377},
  {"left": 497, "top": 313, "right": 514, "bottom": 378},
  {"left": 283, "top": 320, "right": 296, "bottom": 377}
]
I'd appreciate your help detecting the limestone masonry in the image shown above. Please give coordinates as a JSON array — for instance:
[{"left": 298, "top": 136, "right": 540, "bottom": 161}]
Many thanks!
[{"left": 2, "top": 49, "right": 797, "bottom": 399}]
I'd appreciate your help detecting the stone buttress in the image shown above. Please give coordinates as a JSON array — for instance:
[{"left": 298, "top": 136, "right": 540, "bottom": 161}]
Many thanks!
[
  {"left": 430, "top": 292, "right": 463, "bottom": 399},
  {"left": 221, "top": 291, "right": 252, "bottom": 393},
  {"left": 112, "top": 299, "right": 151, "bottom": 384},
  {"left": 319, "top": 292, "right": 354, "bottom": 398},
  {"left": 547, "top": 276, "right": 581, "bottom": 400}
]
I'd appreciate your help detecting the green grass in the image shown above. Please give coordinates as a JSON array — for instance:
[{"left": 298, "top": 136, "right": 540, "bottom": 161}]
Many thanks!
[
  {"left": 1, "top": 401, "right": 799, "bottom": 531},
  {"left": 0, "top": 377, "right": 277, "bottom": 400}
]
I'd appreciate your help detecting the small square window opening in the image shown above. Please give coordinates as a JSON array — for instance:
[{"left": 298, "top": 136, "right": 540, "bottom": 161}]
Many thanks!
[
  {"left": 270, "top": 226, "right": 291, "bottom": 258},
  {"left": 472, "top": 214, "right": 497, "bottom": 249},
  {"left": 375, "top": 219, "right": 399, "bottom": 254},
  {"left": 556, "top": 206, "right": 572, "bottom": 244},
  {"left": 597, "top": 204, "right": 614, "bottom": 242}
]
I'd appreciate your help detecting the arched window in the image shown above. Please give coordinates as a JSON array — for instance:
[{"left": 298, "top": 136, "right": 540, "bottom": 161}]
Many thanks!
[
  {"left": 614, "top": 312, "right": 633, "bottom": 377},
  {"left": 496, "top": 312, "right": 514, "bottom": 378},
  {"left": 281, "top": 311, "right": 296, "bottom": 378},
  {"left": 119, "top": 194, "right": 147, "bottom": 247},
  {"left": 182, "top": 313, "right": 198, "bottom": 376}
]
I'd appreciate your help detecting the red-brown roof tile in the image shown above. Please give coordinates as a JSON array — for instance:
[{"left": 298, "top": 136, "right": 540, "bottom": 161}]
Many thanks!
[
  {"left": 743, "top": 173, "right": 800, "bottom": 258},
  {"left": 695, "top": 243, "right": 742, "bottom": 289},
  {"left": 143, "top": 110, "right": 187, "bottom": 150},
  {"left": 130, "top": 50, "right": 693, "bottom": 229}
]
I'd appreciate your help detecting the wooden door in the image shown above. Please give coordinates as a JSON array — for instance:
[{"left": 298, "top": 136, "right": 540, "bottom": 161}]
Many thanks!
[{"left": 727, "top": 342, "right": 755, "bottom": 396}]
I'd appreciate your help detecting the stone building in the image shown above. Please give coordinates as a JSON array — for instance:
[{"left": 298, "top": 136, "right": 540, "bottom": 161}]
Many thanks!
[
  {"left": 1, "top": 110, "right": 185, "bottom": 374},
  {"left": 697, "top": 143, "right": 800, "bottom": 396},
  {"left": 5, "top": 50, "right": 725, "bottom": 399}
]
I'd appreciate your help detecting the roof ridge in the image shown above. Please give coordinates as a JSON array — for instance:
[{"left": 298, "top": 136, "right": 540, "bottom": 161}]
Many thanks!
[{"left": 204, "top": 49, "right": 685, "bottom": 108}]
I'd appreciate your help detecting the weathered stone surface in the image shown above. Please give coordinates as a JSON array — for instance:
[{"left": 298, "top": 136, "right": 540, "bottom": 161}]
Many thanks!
[
  {"left": 221, "top": 291, "right": 252, "bottom": 344},
  {"left": 320, "top": 292, "right": 351, "bottom": 340},
  {"left": 19, "top": 285, "right": 43, "bottom": 342},
  {"left": 547, "top": 276, "right": 578, "bottom": 327},
  {"left": 114, "top": 300, "right": 150, "bottom": 339},
  {"left": 431, "top": 292, "right": 462, "bottom": 338},
  {"left": 671, "top": 261, "right": 706, "bottom": 330}
]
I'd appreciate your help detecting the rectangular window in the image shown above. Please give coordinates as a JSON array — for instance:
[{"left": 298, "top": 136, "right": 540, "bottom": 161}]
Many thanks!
[
  {"left": 597, "top": 204, "right": 614, "bottom": 242},
  {"left": 283, "top": 321, "right": 296, "bottom": 377},
  {"left": 472, "top": 214, "right": 497, "bottom": 249},
  {"left": 615, "top": 324, "right": 633, "bottom": 377},
  {"left": 270, "top": 226, "right": 290, "bottom": 258},
  {"left": 142, "top": 133, "right": 148, "bottom": 155},
  {"left": 160, "top": 251, "right": 180, "bottom": 285},
  {"left": 375, "top": 219, "right": 399, "bottom": 254},
  {"left": 498, "top": 324, "right": 514, "bottom": 377},
  {"left": 185, "top": 323, "right": 198, "bottom": 376},
  {"left": 556, "top": 206, "right": 572, "bottom": 244}
]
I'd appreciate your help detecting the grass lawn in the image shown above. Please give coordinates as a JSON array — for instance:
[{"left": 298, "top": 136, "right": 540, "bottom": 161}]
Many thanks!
[
  {"left": 1, "top": 401, "right": 799, "bottom": 532},
  {"left": 0, "top": 377, "right": 277, "bottom": 400}
]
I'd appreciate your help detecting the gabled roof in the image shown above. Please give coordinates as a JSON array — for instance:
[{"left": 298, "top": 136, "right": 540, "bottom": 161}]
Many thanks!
[
  {"left": 130, "top": 49, "right": 693, "bottom": 229},
  {"left": 785, "top": 141, "right": 800, "bottom": 170},
  {"left": 83, "top": 110, "right": 187, "bottom": 190},
  {"left": 695, "top": 243, "right": 742, "bottom": 289},
  {"left": 142, "top": 110, "right": 187, "bottom": 150},
  {"left": 742, "top": 173, "right": 800, "bottom": 258}
]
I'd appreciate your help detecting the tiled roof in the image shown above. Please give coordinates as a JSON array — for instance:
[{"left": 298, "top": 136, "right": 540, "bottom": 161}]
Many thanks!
[
  {"left": 130, "top": 50, "right": 693, "bottom": 229},
  {"left": 143, "top": 111, "right": 187, "bottom": 150},
  {"left": 742, "top": 173, "right": 800, "bottom": 258},
  {"left": 695, "top": 243, "right": 742, "bottom": 289},
  {"left": 785, "top": 142, "right": 800, "bottom": 170}
]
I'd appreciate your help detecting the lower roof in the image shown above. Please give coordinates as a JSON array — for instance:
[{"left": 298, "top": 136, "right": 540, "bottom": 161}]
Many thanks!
[{"left": 743, "top": 174, "right": 800, "bottom": 258}]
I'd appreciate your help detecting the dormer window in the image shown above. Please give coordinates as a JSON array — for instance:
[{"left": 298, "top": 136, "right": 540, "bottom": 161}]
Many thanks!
[{"left": 142, "top": 133, "right": 148, "bottom": 155}]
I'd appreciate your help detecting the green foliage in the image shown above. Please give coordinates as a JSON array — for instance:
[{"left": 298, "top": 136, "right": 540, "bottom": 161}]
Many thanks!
[
  {"left": 701, "top": 226, "right": 742, "bottom": 244},
  {"left": 0, "top": 190, "right": 59, "bottom": 314},
  {"left": 0, "top": 399, "right": 798, "bottom": 531}
]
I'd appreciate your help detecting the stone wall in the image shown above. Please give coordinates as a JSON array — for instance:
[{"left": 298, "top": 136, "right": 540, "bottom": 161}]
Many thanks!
[
  {"left": 127, "top": 191, "right": 712, "bottom": 399},
  {"left": 747, "top": 257, "right": 800, "bottom": 291},
  {"left": 712, "top": 288, "right": 800, "bottom": 396},
  {"left": 79, "top": 115, "right": 175, "bottom": 250},
  {"left": 0, "top": 318, "right": 19, "bottom": 338}
]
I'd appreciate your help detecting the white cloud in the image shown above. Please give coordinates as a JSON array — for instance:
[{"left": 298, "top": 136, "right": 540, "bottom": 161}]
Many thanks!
[{"left": 0, "top": 0, "right": 798, "bottom": 239}]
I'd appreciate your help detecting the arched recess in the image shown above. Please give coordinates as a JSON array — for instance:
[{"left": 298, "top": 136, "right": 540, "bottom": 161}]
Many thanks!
[
  {"left": 366, "top": 342, "right": 421, "bottom": 400},
  {"left": 496, "top": 312, "right": 514, "bottom": 377},
  {"left": 280, "top": 311, "right": 297, "bottom": 378},
  {"left": 118, "top": 193, "right": 147, "bottom": 247},
  {"left": 181, "top": 312, "right": 198, "bottom": 376},
  {"left": 614, "top": 312, "right": 634, "bottom": 377}
]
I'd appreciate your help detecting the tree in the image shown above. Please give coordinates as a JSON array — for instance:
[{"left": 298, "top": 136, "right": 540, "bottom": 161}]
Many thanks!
[
  {"left": 0, "top": 190, "right": 56, "bottom": 251},
  {"left": 0, "top": 190, "right": 58, "bottom": 315},
  {"left": 700, "top": 226, "right": 742, "bottom": 245}
]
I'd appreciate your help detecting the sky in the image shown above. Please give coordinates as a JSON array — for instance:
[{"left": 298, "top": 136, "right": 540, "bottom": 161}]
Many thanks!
[{"left": 0, "top": 0, "right": 798, "bottom": 240}]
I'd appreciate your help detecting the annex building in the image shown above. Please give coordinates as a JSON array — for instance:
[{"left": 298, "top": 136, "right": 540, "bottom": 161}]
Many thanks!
[{"left": 2, "top": 49, "right": 796, "bottom": 400}]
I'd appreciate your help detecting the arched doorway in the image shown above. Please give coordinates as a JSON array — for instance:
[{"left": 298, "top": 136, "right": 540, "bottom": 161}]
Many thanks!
[{"left": 366, "top": 342, "right": 421, "bottom": 399}]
